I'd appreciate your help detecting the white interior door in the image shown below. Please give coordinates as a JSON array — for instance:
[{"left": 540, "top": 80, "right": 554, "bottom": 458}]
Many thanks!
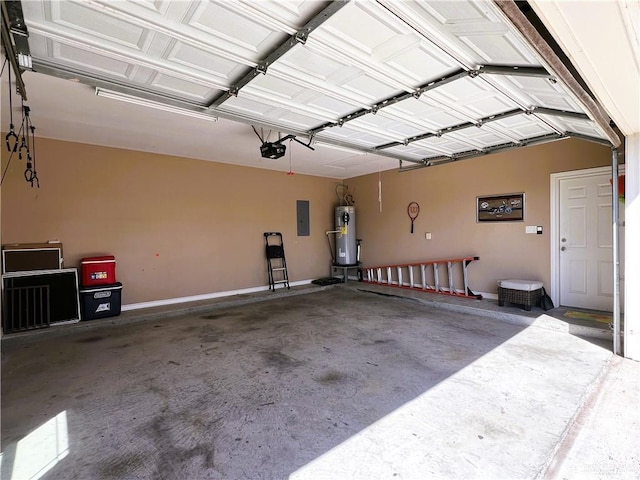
[{"left": 559, "top": 173, "right": 613, "bottom": 310}]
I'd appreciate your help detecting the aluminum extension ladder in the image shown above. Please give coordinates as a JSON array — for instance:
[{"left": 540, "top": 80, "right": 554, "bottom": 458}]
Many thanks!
[
  {"left": 264, "top": 232, "right": 290, "bottom": 291},
  {"left": 362, "top": 256, "right": 481, "bottom": 299}
]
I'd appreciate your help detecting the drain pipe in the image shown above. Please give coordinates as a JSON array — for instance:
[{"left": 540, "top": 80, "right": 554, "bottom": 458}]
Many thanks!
[
  {"left": 325, "top": 230, "right": 341, "bottom": 264},
  {"left": 612, "top": 148, "right": 621, "bottom": 355}
]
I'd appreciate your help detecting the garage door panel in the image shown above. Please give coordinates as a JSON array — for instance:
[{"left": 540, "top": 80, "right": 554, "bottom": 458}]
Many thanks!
[
  {"left": 222, "top": 93, "right": 327, "bottom": 126},
  {"left": 458, "top": 32, "right": 533, "bottom": 65},
  {"left": 314, "top": 2, "right": 460, "bottom": 91},
  {"left": 386, "top": 45, "right": 459, "bottom": 86},
  {"left": 486, "top": 75, "right": 585, "bottom": 113},
  {"left": 318, "top": 127, "right": 393, "bottom": 148},
  {"left": 219, "top": 96, "right": 324, "bottom": 129},
  {"left": 321, "top": 1, "right": 404, "bottom": 52},
  {"left": 385, "top": 99, "right": 462, "bottom": 124},
  {"left": 236, "top": 0, "right": 331, "bottom": 30},
  {"left": 281, "top": 40, "right": 408, "bottom": 103},
  {"left": 50, "top": 1, "right": 148, "bottom": 50},
  {"left": 149, "top": 73, "right": 218, "bottom": 100},
  {"left": 222, "top": 84, "right": 372, "bottom": 128},
  {"left": 305, "top": 95, "right": 363, "bottom": 119},
  {"left": 383, "top": 145, "right": 437, "bottom": 160},
  {"left": 340, "top": 73, "right": 404, "bottom": 104},
  {"left": 389, "top": 99, "right": 471, "bottom": 130},
  {"left": 414, "top": 136, "right": 477, "bottom": 155},
  {"left": 451, "top": 94, "right": 518, "bottom": 120},
  {"left": 427, "top": 77, "right": 519, "bottom": 118},
  {"left": 19, "top": 0, "right": 616, "bottom": 175},
  {"left": 167, "top": 41, "right": 247, "bottom": 82},
  {"left": 378, "top": 0, "right": 540, "bottom": 67},
  {"left": 538, "top": 115, "right": 609, "bottom": 140},
  {"left": 447, "top": 127, "right": 513, "bottom": 148},
  {"left": 188, "top": 1, "right": 289, "bottom": 56},
  {"left": 244, "top": 75, "right": 310, "bottom": 102},
  {"left": 490, "top": 115, "right": 556, "bottom": 140},
  {"left": 348, "top": 114, "right": 426, "bottom": 139},
  {"left": 324, "top": 120, "right": 406, "bottom": 143},
  {"left": 27, "top": 10, "right": 244, "bottom": 95},
  {"left": 530, "top": 93, "right": 577, "bottom": 112},
  {"left": 276, "top": 48, "right": 353, "bottom": 82},
  {"left": 51, "top": 41, "right": 134, "bottom": 80}
]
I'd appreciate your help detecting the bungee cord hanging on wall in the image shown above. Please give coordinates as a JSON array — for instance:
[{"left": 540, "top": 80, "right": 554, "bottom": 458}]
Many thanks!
[
  {"left": 19, "top": 105, "right": 38, "bottom": 187},
  {"left": 1, "top": 54, "right": 39, "bottom": 188},
  {"left": 5, "top": 59, "right": 19, "bottom": 153}
]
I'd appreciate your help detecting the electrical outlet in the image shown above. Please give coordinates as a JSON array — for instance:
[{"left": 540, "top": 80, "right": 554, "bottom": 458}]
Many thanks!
[{"left": 425, "top": 232, "right": 432, "bottom": 240}]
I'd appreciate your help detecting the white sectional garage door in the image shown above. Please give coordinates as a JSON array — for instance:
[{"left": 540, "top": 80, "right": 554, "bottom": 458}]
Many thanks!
[{"left": 19, "top": 0, "right": 616, "bottom": 172}]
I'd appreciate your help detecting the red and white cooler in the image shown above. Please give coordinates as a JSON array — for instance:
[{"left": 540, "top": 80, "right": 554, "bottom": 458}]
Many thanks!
[{"left": 81, "top": 255, "right": 116, "bottom": 287}]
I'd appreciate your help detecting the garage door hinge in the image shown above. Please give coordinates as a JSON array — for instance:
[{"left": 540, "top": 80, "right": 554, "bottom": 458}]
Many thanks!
[
  {"left": 294, "top": 29, "right": 309, "bottom": 45},
  {"left": 255, "top": 62, "right": 269, "bottom": 75}
]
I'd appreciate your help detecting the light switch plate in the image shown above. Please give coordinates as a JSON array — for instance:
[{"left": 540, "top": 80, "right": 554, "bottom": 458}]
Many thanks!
[{"left": 525, "top": 226, "right": 536, "bottom": 234}]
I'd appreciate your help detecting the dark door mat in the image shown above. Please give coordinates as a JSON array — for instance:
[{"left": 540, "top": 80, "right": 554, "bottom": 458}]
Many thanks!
[{"left": 311, "top": 277, "right": 343, "bottom": 286}]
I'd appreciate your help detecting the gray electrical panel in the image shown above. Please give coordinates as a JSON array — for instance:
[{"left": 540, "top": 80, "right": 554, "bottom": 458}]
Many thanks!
[{"left": 296, "top": 200, "right": 309, "bottom": 236}]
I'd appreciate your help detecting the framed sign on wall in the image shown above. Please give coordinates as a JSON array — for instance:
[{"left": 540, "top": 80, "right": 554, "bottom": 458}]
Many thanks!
[{"left": 477, "top": 193, "right": 524, "bottom": 222}]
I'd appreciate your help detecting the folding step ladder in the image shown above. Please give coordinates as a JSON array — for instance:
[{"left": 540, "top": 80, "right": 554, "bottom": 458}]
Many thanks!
[
  {"left": 362, "top": 256, "right": 481, "bottom": 299},
  {"left": 264, "top": 232, "right": 290, "bottom": 291}
]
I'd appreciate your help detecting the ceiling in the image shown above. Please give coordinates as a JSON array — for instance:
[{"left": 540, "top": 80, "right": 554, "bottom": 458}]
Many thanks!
[{"left": 1, "top": 0, "right": 618, "bottom": 178}]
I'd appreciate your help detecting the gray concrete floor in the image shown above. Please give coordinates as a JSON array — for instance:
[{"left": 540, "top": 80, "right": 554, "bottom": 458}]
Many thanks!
[
  {"left": 542, "top": 355, "right": 640, "bottom": 480},
  {"left": 1, "top": 285, "right": 637, "bottom": 479}
]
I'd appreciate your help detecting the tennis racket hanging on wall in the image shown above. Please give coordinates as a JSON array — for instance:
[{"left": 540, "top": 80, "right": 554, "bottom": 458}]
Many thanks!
[{"left": 407, "top": 202, "right": 420, "bottom": 233}]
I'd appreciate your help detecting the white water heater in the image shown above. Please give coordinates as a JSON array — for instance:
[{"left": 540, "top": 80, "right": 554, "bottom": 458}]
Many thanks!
[{"left": 335, "top": 206, "right": 357, "bottom": 266}]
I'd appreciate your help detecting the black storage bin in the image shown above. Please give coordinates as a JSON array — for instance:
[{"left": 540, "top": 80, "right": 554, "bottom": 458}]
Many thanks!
[{"left": 80, "top": 282, "right": 122, "bottom": 320}]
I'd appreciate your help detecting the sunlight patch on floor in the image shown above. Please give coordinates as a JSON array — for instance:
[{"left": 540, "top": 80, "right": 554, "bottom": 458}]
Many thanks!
[
  {"left": 289, "top": 327, "right": 611, "bottom": 480},
  {"left": 10, "top": 410, "right": 69, "bottom": 480}
]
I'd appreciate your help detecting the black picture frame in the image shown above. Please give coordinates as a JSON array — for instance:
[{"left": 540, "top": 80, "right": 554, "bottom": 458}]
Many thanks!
[{"left": 477, "top": 193, "right": 524, "bottom": 222}]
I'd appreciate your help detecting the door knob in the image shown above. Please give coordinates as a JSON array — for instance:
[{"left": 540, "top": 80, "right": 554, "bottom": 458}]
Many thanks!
[
  {"left": 561, "top": 238, "right": 567, "bottom": 243},
  {"left": 561, "top": 246, "right": 566, "bottom": 251}
]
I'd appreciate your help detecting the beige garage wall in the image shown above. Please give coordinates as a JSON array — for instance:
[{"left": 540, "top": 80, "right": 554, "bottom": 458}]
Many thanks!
[
  {"left": 1, "top": 137, "right": 339, "bottom": 305},
  {"left": 345, "top": 139, "right": 612, "bottom": 295}
]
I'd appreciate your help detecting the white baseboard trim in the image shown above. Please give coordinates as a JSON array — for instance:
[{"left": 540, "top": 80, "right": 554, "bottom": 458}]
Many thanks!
[
  {"left": 122, "top": 281, "right": 497, "bottom": 312},
  {"left": 121, "top": 279, "right": 314, "bottom": 312}
]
